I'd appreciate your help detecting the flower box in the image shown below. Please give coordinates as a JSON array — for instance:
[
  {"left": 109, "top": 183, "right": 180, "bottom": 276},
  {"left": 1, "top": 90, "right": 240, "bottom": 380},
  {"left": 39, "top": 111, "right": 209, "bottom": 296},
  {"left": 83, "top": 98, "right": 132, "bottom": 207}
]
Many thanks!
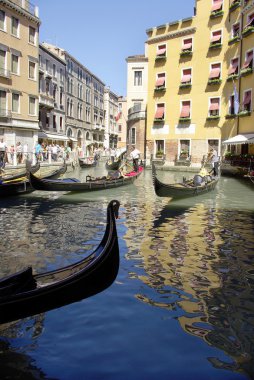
[
  {"left": 154, "top": 118, "right": 164, "bottom": 123},
  {"left": 238, "top": 110, "right": 251, "bottom": 117},
  {"left": 208, "top": 78, "right": 222, "bottom": 85},
  {"left": 180, "top": 50, "right": 193, "bottom": 57},
  {"left": 155, "top": 55, "right": 166, "bottom": 61},
  {"left": 154, "top": 86, "right": 166, "bottom": 92},
  {"left": 228, "top": 36, "right": 240, "bottom": 45},
  {"left": 179, "top": 83, "right": 192, "bottom": 89},
  {"left": 210, "top": 10, "right": 224, "bottom": 19},
  {"left": 240, "top": 67, "right": 253, "bottom": 77},
  {"left": 242, "top": 26, "right": 254, "bottom": 37},
  {"left": 179, "top": 118, "right": 191, "bottom": 123},
  {"left": 227, "top": 74, "right": 239, "bottom": 82},
  {"left": 225, "top": 113, "right": 236, "bottom": 119},
  {"left": 206, "top": 115, "right": 220, "bottom": 121},
  {"left": 229, "top": 1, "right": 241, "bottom": 12},
  {"left": 209, "top": 43, "right": 222, "bottom": 50}
]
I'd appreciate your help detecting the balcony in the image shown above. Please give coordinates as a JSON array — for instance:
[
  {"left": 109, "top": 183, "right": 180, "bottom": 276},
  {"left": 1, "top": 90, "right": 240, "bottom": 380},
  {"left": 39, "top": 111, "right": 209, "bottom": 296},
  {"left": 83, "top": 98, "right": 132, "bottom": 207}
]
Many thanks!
[
  {"left": 0, "top": 68, "right": 11, "bottom": 79},
  {"left": 242, "top": 26, "right": 254, "bottom": 38},
  {"left": 128, "top": 104, "right": 146, "bottom": 122},
  {"left": 229, "top": 0, "right": 241, "bottom": 12},
  {"left": 210, "top": 9, "right": 224, "bottom": 19},
  {"left": 9, "top": 0, "right": 39, "bottom": 17},
  {"left": 0, "top": 109, "right": 12, "bottom": 119},
  {"left": 39, "top": 94, "right": 54, "bottom": 109}
]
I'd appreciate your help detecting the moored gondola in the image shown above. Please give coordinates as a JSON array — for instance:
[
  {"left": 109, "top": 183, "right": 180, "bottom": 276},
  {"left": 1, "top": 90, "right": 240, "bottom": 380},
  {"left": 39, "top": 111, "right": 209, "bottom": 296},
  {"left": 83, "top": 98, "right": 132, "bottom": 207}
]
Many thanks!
[
  {"left": 0, "top": 200, "right": 120, "bottom": 324},
  {"left": 29, "top": 166, "right": 144, "bottom": 192},
  {"left": 0, "top": 161, "right": 67, "bottom": 197},
  {"left": 0, "top": 160, "right": 40, "bottom": 183},
  {"left": 152, "top": 163, "right": 219, "bottom": 199}
]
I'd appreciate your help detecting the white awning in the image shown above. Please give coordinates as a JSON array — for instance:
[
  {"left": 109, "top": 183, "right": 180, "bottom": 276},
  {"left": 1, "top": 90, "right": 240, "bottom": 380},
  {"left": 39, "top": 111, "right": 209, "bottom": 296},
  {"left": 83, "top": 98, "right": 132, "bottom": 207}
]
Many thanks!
[
  {"left": 69, "top": 137, "right": 78, "bottom": 142},
  {"left": 38, "top": 132, "right": 69, "bottom": 141},
  {"left": 223, "top": 134, "right": 254, "bottom": 145}
]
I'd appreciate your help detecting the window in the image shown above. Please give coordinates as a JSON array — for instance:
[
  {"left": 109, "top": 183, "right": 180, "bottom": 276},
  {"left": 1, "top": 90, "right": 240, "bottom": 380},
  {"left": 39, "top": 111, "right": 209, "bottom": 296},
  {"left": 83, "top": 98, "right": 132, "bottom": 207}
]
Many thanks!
[
  {"left": 232, "top": 22, "right": 240, "bottom": 38},
  {"left": 134, "top": 71, "right": 142, "bottom": 86},
  {"left": 53, "top": 85, "right": 57, "bottom": 102},
  {"left": 53, "top": 64, "right": 56, "bottom": 78},
  {"left": 229, "top": 94, "right": 236, "bottom": 115},
  {"left": 180, "top": 140, "right": 190, "bottom": 156},
  {"left": 155, "top": 73, "right": 166, "bottom": 88},
  {"left": 29, "top": 61, "right": 36, "bottom": 80},
  {"left": 12, "top": 93, "right": 20, "bottom": 113},
  {"left": 29, "top": 96, "right": 36, "bottom": 115},
  {"left": 131, "top": 127, "right": 136, "bottom": 144},
  {"left": 0, "top": 49, "right": 6, "bottom": 74},
  {"left": 180, "top": 101, "right": 191, "bottom": 119},
  {"left": 242, "top": 90, "right": 252, "bottom": 111},
  {"left": 156, "top": 140, "right": 164, "bottom": 155},
  {"left": 53, "top": 115, "right": 56, "bottom": 128},
  {"left": 11, "top": 16, "right": 19, "bottom": 37},
  {"left": 60, "top": 68, "right": 63, "bottom": 82},
  {"left": 182, "top": 38, "right": 193, "bottom": 52},
  {"left": 210, "top": 30, "right": 222, "bottom": 45},
  {"left": 228, "top": 57, "right": 239, "bottom": 76},
  {"left": 118, "top": 124, "right": 122, "bottom": 132},
  {"left": 154, "top": 103, "right": 165, "bottom": 120},
  {"left": 156, "top": 44, "right": 166, "bottom": 57},
  {"left": 246, "top": 12, "right": 254, "bottom": 28},
  {"left": 11, "top": 54, "right": 19, "bottom": 74},
  {"left": 0, "top": 10, "right": 5, "bottom": 31},
  {"left": 46, "top": 79, "right": 50, "bottom": 96},
  {"left": 60, "top": 116, "right": 63, "bottom": 130},
  {"left": 0, "top": 90, "right": 7, "bottom": 116},
  {"left": 209, "top": 63, "right": 221, "bottom": 81},
  {"left": 60, "top": 87, "right": 63, "bottom": 106},
  {"left": 209, "top": 98, "right": 220, "bottom": 116},
  {"left": 29, "top": 26, "right": 36, "bottom": 44},
  {"left": 242, "top": 50, "right": 253, "bottom": 70},
  {"left": 181, "top": 68, "right": 192, "bottom": 84},
  {"left": 211, "top": 0, "right": 223, "bottom": 12}
]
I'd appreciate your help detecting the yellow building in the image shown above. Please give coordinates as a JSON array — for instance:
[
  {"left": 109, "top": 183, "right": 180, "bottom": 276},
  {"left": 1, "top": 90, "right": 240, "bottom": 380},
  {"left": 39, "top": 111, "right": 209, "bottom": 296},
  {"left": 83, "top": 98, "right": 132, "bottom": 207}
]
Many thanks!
[
  {"left": 146, "top": 0, "right": 254, "bottom": 165},
  {"left": 0, "top": 0, "right": 40, "bottom": 153}
]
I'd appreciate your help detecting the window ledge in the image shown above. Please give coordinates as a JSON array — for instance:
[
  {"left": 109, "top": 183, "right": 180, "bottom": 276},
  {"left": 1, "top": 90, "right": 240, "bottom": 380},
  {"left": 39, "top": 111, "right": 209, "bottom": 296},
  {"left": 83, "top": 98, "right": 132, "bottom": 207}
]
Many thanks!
[
  {"left": 206, "top": 116, "right": 220, "bottom": 120},
  {"left": 227, "top": 74, "right": 239, "bottom": 81},
  {"left": 209, "top": 43, "right": 222, "bottom": 50},
  {"left": 180, "top": 50, "right": 193, "bottom": 57},
  {"left": 155, "top": 56, "right": 166, "bottom": 61},
  {"left": 179, "top": 118, "right": 191, "bottom": 123},
  {"left": 154, "top": 118, "right": 164, "bottom": 123},
  {"left": 228, "top": 36, "right": 240, "bottom": 45},
  {"left": 229, "top": 1, "right": 241, "bottom": 12},
  {"left": 225, "top": 114, "right": 237, "bottom": 119},
  {"left": 238, "top": 111, "right": 251, "bottom": 117},
  {"left": 179, "top": 83, "right": 192, "bottom": 89},
  {"left": 154, "top": 86, "right": 166, "bottom": 92},
  {"left": 240, "top": 68, "right": 253, "bottom": 77}
]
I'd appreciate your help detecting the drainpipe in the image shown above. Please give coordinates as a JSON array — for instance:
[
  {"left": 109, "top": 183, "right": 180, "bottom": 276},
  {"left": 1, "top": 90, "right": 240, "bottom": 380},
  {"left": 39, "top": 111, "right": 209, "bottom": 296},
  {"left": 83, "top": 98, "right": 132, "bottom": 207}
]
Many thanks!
[{"left": 237, "top": 7, "right": 244, "bottom": 135}]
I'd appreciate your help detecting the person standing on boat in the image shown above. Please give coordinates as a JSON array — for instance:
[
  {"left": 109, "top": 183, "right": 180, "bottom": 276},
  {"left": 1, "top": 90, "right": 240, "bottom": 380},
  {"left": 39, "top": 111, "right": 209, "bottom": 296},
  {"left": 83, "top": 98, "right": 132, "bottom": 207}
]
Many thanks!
[
  {"left": 0, "top": 138, "right": 7, "bottom": 169},
  {"left": 130, "top": 146, "right": 140, "bottom": 172},
  {"left": 210, "top": 148, "right": 219, "bottom": 176}
]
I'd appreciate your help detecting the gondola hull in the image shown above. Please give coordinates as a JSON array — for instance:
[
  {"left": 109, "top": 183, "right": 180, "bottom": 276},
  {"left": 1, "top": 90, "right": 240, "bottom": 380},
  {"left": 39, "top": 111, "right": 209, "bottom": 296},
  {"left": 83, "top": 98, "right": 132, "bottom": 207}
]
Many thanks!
[
  {"left": 105, "top": 159, "right": 122, "bottom": 171},
  {"left": 0, "top": 200, "right": 120, "bottom": 324},
  {"left": 29, "top": 167, "right": 144, "bottom": 192},
  {"left": 0, "top": 160, "right": 40, "bottom": 183},
  {"left": 152, "top": 164, "right": 219, "bottom": 199}
]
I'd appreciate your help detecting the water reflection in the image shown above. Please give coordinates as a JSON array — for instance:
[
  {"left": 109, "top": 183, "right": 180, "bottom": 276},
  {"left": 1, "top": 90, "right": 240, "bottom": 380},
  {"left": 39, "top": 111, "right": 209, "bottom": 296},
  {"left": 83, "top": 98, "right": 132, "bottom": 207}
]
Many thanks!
[{"left": 133, "top": 192, "right": 254, "bottom": 378}]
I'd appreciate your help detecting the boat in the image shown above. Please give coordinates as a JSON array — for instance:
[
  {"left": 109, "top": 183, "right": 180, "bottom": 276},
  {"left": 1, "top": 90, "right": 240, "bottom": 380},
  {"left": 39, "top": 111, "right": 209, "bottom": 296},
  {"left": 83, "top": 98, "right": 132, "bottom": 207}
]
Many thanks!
[
  {"left": 0, "top": 200, "right": 120, "bottom": 324},
  {"left": 105, "top": 148, "right": 127, "bottom": 171},
  {"left": 79, "top": 157, "right": 97, "bottom": 168},
  {"left": 28, "top": 166, "right": 144, "bottom": 192},
  {"left": 152, "top": 163, "right": 219, "bottom": 199},
  {"left": 0, "top": 160, "right": 40, "bottom": 183},
  {"left": 0, "top": 161, "right": 67, "bottom": 197}
]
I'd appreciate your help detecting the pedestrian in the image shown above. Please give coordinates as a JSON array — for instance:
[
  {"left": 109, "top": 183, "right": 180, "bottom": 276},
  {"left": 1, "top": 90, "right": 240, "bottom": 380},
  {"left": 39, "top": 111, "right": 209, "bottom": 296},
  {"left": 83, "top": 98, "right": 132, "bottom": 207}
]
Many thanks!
[
  {"left": 35, "top": 141, "right": 42, "bottom": 161},
  {"left": 130, "top": 145, "right": 140, "bottom": 172},
  {"left": 9, "top": 145, "right": 15, "bottom": 164},
  {"left": 16, "top": 142, "right": 23, "bottom": 164},
  {"left": 0, "top": 138, "right": 7, "bottom": 169}
]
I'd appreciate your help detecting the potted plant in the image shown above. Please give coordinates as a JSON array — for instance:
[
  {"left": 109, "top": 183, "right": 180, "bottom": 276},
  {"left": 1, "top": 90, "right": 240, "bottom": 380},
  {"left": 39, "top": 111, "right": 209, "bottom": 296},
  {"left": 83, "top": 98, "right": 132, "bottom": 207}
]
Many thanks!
[{"left": 156, "top": 150, "right": 164, "bottom": 158}]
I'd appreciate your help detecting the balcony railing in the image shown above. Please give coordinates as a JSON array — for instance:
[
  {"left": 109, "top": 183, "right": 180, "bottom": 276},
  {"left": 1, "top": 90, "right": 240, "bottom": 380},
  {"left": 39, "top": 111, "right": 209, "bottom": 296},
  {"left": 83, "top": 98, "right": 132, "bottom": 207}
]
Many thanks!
[
  {"left": 0, "top": 68, "right": 11, "bottom": 79},
  {"left": 128, "top": 104, "right": 146, "bottom": 121},
  {"left": 39, "top": 94, "right": 54, "bottom": 109},
  {"left": 0, "top": 109, "right": 12, "bottom": 118}
]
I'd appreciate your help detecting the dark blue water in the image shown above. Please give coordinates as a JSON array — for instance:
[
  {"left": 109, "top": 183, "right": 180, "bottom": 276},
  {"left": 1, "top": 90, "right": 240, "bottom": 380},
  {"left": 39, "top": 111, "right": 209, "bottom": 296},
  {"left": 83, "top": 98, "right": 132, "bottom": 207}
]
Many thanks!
[{"left": 0, "top": 163, "right": 254, "bottom": 380}]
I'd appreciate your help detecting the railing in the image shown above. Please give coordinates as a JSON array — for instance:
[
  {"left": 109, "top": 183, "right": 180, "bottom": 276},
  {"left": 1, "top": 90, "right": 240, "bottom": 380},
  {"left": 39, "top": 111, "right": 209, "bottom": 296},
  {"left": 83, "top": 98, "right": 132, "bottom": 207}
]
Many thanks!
[
  {"left": 0, "top": 109, "right": 12, "bottom": 118},
  {"left": 39, "top": 94, "right": 54, "bottom": 109},
  {"left": 3, "top": 150, "right": 79, "bottom": 167},
  {"left": 0, "top": 68, "right": 11, "bottom": 78},
  {"left": 128, "top": 104, "right": 146, "bottom": 121}
]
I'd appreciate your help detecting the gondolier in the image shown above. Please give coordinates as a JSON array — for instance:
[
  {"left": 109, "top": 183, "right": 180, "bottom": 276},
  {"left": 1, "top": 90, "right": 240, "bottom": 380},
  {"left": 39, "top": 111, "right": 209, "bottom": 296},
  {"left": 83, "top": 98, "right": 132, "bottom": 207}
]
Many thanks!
[{"left": 130, "top": 146, "right": 140, "bottom": 172}]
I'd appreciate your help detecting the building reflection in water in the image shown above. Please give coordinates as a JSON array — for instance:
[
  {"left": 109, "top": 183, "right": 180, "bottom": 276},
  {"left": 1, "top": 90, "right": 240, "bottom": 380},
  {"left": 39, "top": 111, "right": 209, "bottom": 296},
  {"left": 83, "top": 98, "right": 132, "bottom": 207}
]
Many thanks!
[{"left": 125, "top": 199, "right": 254, "bottom": 379}]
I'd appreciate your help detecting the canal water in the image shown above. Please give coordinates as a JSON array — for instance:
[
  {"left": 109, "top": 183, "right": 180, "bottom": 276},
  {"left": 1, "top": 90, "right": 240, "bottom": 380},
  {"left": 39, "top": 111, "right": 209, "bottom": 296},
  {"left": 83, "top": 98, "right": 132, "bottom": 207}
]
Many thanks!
[{"left": 0, "top": 162, "right": 254, "bottom": 380}]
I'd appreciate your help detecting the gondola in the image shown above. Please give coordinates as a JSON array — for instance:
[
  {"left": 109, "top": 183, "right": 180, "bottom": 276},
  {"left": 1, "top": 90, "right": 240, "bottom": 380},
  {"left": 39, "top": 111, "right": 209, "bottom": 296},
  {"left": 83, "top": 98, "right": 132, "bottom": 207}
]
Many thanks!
[
  {"left": 105, "top": 158, "right": 122, "bottom": 171},
  {"left": 0, "top": 161, "right": 67, "bottom": 197},
  {"left": 0, "top": 200, "right": 120, "bottom": 324},
  {"left": 29, "top": 166, "right": 144, "bottom": 192},
  {"left": 152, "top": 163, "right": 219, "bottom": 199},
  {"left": 79, "top": 157, "right": 97, "bottom": 168},
  {"left": 0, "top": 160, "right": 40, "bottom": 183}
]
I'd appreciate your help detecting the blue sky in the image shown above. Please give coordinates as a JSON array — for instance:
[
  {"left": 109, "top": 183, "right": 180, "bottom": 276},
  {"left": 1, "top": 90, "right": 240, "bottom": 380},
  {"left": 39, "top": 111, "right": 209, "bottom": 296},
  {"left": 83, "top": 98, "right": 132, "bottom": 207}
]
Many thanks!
[{"left": 36, "top": 0, "right": 195, "bottom": 96}]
